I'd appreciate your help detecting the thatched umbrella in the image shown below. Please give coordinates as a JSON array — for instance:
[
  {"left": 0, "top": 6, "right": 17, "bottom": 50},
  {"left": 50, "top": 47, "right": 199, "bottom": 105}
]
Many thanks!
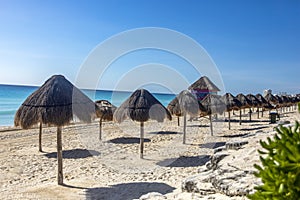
[
  {"left": 264, "top": 93, "right": 278, "bottom": 107},
  {"left": 275, "top": 95, "right": 284, "bottom": 112},
  {"left": 95, "top": 100, "right": 117, "bottom": 140},
  {"left": 167, "top": 97, "right": 182, "bottom": 126},
  {"left": 236, "top": 93, "right": 253, "bottom": 125},
  {"left": 246, "top": 94, "right": 262, "bottom": 120},
  {"left": 281, "top": 95, "right": 292, "bottom": 111},
  {"left": 291, "top": 96, "right": 299, "bottom": 110},
  {"left": 176, "top": 90, "right": 202, "bottom": 144},
  {"left": 296, "top": 95, "right": 300, "bottom": 111},
  {"left": 222, "top": 93, "right": 242, "bottom": 130},
  {"left": 113, "top": 89, "right": 171, "bottom": 158},
  {"left": 188, "top": 76, "right": 221, "bottom": 92},
  {"left": 256, "top": 94, "right": 271, "bottom": 117},
  {"left": 264, "top": 93, "right": 279, "bottom": 112},
  {"left": 14, "top": 75, "right": 96, "bottom": 185},
  {"left": 200, "top": 94, "right": 225, "bottom": 135}
]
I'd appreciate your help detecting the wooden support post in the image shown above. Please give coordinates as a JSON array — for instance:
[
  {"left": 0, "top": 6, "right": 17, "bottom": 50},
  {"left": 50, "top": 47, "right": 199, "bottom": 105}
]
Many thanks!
[
  {"left": 239, "top": 109, "right": 242, "bottom": 125},
  {"left": 140, "top": 122, "right": 144, "bottom": 159},
  {"left": 209, "top": 114, "right": 213, "bottom": 136},
  {"left": 57, "top": 126, "right": 63, "bottom": 185},
  {"left": 99, "top": 118, "right": 102, "bottom": 141},
  {"left": 228, "top": 111, "right": 231, "bottom": 130},
  {"left": 39, "top": 122, "right": 42, "bottom": 152},
  {"left": 183, "top": 113, "right": 187, "bottom": 144}
]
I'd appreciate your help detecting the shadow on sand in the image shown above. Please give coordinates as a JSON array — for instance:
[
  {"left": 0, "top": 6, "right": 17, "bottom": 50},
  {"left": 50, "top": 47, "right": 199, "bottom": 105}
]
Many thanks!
[
  {"left": 85, "top": 182, "right": 175, "bottom": 200},
  {"left": 108, "top": 137, "right": 151, "bottom": 144},
  {"left": 213, "top": 119, "right": 269, "bottom": 123},
  {"left": 187, "top": 124, "right": 210, "bottom": 128},
  {"left": 157, "top": 155, "right": 210, "bottom": 167},
  {"left": 199, "top": 142, "right": 226, "bottom": 149},
  {"left": 220, "top": 133, "right": 251, "bottom": 138},
  {"left": 44, "top": 148, "right": 100, "bottom": 159},
  {"left": 148, "top": 131, "right": 180, "bottom": 135},
  {"left": 239, "top": 126, "right": 269, "bottom": 131}
]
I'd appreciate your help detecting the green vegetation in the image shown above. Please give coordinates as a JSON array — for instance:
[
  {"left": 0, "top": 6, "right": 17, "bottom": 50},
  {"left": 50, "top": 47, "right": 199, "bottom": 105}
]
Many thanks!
[
  {"left": 248, "top": 121, "right": 300, "bottom": 200},
  {"left": 298, "top": 102, "right": 300, "bottom": 113}
]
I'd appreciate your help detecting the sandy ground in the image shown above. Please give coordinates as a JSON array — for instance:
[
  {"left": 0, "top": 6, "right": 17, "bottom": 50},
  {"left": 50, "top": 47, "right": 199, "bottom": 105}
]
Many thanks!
[{"left": 0, "top": 109, "right": 299, "bottom": 200}]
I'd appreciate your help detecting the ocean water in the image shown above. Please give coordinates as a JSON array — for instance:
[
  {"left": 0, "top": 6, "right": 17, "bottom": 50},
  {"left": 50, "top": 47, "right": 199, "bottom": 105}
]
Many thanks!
[{"left": 0, "top": 84, "right": 175, "bottom": 127}]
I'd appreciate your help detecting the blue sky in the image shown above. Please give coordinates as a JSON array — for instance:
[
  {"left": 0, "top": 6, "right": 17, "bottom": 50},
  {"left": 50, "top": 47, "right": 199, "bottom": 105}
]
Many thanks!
[{"left": 0, "top": 0, "right": 299, "bottom": 95}]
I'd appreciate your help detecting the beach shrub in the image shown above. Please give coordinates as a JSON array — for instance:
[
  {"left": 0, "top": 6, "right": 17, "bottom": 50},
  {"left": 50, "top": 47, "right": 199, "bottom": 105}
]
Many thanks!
[
  {"left": 248, "top": 121, "right": 300, "bottom": 200},
  {"left": 298, "top": 102, "right": 300, "bottom": 113}
]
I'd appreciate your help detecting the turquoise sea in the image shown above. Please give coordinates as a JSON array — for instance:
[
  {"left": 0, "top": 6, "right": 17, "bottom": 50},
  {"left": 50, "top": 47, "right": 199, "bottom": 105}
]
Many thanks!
[{"left": 0, "top": 84, "right": 175, "bottom": 127}]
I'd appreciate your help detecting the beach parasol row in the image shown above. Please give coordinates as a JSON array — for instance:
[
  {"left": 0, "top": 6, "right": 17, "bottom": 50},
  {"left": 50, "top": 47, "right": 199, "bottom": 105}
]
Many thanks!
[{"left": 14, "top": 74, "right": 300, "bottom": 185}]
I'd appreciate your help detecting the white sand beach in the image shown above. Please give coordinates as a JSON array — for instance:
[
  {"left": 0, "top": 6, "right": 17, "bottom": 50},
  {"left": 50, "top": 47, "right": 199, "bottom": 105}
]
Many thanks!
[{"left": 0, "top": 109, "right": 299, "bottom": 200}]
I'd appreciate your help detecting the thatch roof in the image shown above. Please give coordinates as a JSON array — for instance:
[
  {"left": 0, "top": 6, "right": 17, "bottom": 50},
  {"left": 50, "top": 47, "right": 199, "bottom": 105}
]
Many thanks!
[
  {"left": 255, "top": 94, "right": 268, "bottom": 105},
  {"left": 275, "top": 95, "right": 284, "bottom": 104},
  {"left": 167, "top": 97, "right": 182, "bottom": 117},
  {"left": 281, "top": 95, "right": 292, "bottom": 106},
  {"left": 222, "top": 93, "right": 242, "bottom": 111},
  {"left": 236, "top": 93, "right": 253, "bottom": 109},
  {"left": 177, "top": 90, "right": 205, "bottom": 116},
  {"left": 95, "top": 100, "right": 117, "bottom": 121},
  {"left": 200, "top": 94, "right": 225, "bottom": 115},
  {"left": 14, "top": 75, "right": 96, "bottom": 129},
  {"left": 246, "top": 94, "right": 262, "bottom": 107},
  {"left": 296, "top": 94, "right": 300, "bottom": 102},
  {"left": 113, "top": 89, "right": 172, "bottom": 123},
  {"left": 188, "top": 76, "right": 220, "bottom": 91},
  {"left": 256, "top": 93, "right": 273, "bottom": 109},
  {"left": 291, "top": 96, "right": 299, "bottom": 104},
  {"left": 264, "top": 93, "right": 278, "bottom": 105}
]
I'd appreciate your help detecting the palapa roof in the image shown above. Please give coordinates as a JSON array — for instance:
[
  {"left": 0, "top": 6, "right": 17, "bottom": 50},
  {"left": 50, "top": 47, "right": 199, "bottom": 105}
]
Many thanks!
[
  {"left": 222, "top": 93, "right": 242, "bottom": 111},
  {"left": 200, "top": 94, "right": 225, "bottom": 115},
  {"left": 14, "top": 75, "right": 96, "bottom": 129},
  {"left": 255, "top": 94, "right": 269, "bottom": 106},
  {"left": 113, "top": 89, "right": 172, "bottom": 123},
  {"left": 275, "top": 95, "right": 284, "bottom": 107},
  {"left": 167, "top": 97, "right": 182, "bottom": 117},
  {"left": 177, "top": 90, "right": 205, "bottom": 116},
  {"left": 246, "top": 94, "right": 262, "bottom": 107},
  {"left": 264, "top": 93, "right": 279, "bottom": 105},
  {"left": 167, "top": 90, "right": 206, "bottom": 117},
  {"left": 280, "top": 95, "right": 292, "bottom": 106},
  {"left": 188, "top": 76, "right": 220, "bottom": 91},
  {"left": 95, "top": 100, "right": 117, "bottom": 121},
  {"left": 236, "top": 93, "right": 253, "bottom": 109}
]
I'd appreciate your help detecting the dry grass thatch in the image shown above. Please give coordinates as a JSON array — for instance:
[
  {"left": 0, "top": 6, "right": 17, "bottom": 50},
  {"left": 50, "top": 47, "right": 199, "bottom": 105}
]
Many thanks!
[
  {"left": 14, "top": 75, "right": 97, "bottom": 129},
  {"left": 95, "top": 100, "right": 117, "bottom": 121},
  {"left": 255, "top": 94, "right": 269, "bottom": 107},
  {"left": 264, "top": 93, "right": 278, "bottom": 104},
  {"left": 275, "top": 95, "right": 284, "bottom": 106},
  {"left": 177, "top": 90, "right": 204, "bottom": 116},
  {"left": 264, "top": 93, "right": 279, "bottom": 107},
  {"left": 200, "top": 94, "right": 225, "bottom": 115},
  {"left": 167, "top": 97, "right": 182, "bottom": 117},
  {"left": 246, "top": 94, "right": 262, "bottom": 107},
  {"left": 236, "top": 93, "right": 253, "bottom": 109},
  {"left": 114, "top": 89, "right": 172, "bottom": 123},
  {"left": 188, "top": 76, "right": 220, "bottom": 91},
  {"left": 222, "top": 93, "right": 242, "bottom": 111},
  {"left": 280, "top": 95, "right": 292, "bottom": 106}
]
